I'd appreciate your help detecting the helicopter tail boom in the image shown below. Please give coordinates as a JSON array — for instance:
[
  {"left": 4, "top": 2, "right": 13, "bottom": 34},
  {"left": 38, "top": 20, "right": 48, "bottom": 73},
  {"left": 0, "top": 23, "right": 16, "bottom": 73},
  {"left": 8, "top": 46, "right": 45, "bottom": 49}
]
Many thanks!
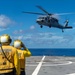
[{"left": 64, "top": 26, "right": 73, "bottom": 29}]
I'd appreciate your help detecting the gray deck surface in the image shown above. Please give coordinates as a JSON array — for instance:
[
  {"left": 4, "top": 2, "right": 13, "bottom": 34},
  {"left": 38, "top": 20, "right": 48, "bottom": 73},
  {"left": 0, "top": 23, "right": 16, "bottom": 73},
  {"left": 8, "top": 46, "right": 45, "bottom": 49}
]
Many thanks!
[{"left": 25, "top": 56, "right": 75, "bottom": 75}]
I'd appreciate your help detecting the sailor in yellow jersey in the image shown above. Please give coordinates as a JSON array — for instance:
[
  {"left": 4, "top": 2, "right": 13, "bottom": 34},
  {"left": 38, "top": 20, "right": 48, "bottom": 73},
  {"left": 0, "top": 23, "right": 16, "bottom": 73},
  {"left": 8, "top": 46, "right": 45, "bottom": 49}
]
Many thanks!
[
  {"left": 0, "top": 34, "right": 20, "bottom": 75},
  {"left": 13, "top": 39, "right": 31, "bottom": 75}
]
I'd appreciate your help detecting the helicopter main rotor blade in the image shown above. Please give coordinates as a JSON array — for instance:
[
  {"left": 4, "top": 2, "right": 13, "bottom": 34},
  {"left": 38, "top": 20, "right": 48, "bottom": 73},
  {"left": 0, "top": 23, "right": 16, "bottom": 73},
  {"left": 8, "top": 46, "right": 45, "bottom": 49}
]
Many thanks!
[
  {"left": 36, "top": 5, "right": 52, "bottom": 15},
  {"left": 22, "top": 11, "right": 46, "bottom": 15},
  {"left": 55, "top": 13, "right": 75, "bottom": 15}
]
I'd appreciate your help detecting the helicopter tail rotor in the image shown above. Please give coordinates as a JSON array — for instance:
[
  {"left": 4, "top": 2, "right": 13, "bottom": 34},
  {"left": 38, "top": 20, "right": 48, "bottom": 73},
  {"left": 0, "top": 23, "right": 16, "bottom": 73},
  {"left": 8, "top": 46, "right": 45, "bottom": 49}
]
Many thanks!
[{"left": 64, "top": 20, "right": 69, "bottom": 27}]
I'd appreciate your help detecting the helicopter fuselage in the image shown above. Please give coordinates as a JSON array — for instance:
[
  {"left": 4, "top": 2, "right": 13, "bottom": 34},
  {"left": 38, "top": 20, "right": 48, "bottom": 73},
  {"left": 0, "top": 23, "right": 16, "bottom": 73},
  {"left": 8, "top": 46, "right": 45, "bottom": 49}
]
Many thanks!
[
  {"left": 36, "top": 16, "right": 72, "bottom": 30},
  {"left": 36, "top": 16, "right": 61, "bottom": 28}
]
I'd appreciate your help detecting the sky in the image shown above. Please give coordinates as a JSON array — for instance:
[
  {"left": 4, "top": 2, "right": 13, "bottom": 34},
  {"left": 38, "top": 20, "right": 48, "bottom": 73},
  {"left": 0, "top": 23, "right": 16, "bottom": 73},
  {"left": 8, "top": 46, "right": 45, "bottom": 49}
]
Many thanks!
[{"left": 0, "top": 0, "right": 75, "bottom": 48}]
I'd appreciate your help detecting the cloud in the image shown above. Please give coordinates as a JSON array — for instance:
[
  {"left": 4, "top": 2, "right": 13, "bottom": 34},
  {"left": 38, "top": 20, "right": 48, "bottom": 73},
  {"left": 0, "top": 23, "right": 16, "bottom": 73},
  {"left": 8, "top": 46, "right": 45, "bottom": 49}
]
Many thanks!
[
  {"left": 0, "top": 28, "right": 7, "bottom": 32},
  {"left": 0, "top": 14, "right": 13, "bottom": 28},
  {"left": 24, "top": 32, "right": 74, "bottom": 48},
  {"left": 13, "top": 29, "right": 24, "bottom": 34},
  {"left": 30, "top": 25, "right": 35, "bottom": 30},
  {"left": 13, "top": 35, "right": 23, "bottom": 40},
  {"left": 12, "top": 31, "right": 74, "bottom": 48},
  {"left": 13, "top": 25, "right": 37, "bottom": 35},
  {"left": 17, "top": 36, "right": 23, "bottom": 39}
]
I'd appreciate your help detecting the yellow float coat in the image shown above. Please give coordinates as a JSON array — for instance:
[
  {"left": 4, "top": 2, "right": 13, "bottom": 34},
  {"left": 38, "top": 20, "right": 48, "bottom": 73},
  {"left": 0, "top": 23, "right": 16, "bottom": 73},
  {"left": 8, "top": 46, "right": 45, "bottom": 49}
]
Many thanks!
[
  {"left": 17, "top": 48, "right": 31, "bottom": 70},
  {"left": 0, "top": 45, "right": 20, "bottom": 75}
]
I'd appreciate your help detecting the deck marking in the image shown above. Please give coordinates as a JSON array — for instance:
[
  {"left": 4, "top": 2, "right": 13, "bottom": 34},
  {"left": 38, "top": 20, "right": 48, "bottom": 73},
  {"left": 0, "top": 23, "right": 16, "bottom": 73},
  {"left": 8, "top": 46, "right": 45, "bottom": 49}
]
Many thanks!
[
  {"left": 32, "top": 56, "right": 45, "bottom": 75},
  {"left": 66, "top": 73, "right": 75, "bottom": 75},
  {"left": 26, "top": 61, "right": 72, "bottom": 66}
]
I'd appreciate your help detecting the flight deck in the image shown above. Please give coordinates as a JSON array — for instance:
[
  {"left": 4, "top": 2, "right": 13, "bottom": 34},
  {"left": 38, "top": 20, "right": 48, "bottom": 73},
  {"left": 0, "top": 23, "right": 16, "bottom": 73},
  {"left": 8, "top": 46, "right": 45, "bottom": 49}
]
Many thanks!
[{"left": 26, "top": 56, "right": 75, "bottom": 75}]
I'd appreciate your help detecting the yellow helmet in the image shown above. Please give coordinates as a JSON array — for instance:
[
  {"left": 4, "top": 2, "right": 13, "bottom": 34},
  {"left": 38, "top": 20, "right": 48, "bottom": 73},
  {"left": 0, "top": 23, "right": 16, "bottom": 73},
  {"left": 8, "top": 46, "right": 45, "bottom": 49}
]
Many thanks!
[
  {"left": 13, "top": 39, "right": 23, "bottom": 48},
  {"left": 0, "top": 34, "right": 12, "bottom": 44}
]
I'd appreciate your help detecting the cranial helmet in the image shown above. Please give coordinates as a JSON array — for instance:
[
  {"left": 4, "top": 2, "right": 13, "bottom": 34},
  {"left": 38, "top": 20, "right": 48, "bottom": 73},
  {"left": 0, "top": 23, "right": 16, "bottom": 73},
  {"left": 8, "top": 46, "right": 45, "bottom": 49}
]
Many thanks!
[
  {"left": 0, "top": 34, "right": 12, "bottom": 44},
  {"left": 13, "top": 40, "right": 23, "bottom": 48}
]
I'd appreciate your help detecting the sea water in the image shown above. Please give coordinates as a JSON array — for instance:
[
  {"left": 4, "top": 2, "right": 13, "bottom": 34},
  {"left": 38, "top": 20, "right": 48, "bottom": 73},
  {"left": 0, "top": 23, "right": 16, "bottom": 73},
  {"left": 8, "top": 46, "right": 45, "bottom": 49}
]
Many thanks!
[{"left": 29, "top": 48, "right": 75, "bottom": 56}]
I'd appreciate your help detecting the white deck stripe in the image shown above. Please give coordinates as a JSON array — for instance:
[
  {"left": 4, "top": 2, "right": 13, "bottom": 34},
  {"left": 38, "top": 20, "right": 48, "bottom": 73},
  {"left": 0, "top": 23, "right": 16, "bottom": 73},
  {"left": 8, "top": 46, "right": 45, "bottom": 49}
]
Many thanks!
[
  {"left": 66, "top": 73, "right": 75, "bottom": 75},
  {"left": 26, "top": 61, "right": 72, "bottom": 66},
  {"left": 32, "top": 56, "right": 45, "bottom": 75}
]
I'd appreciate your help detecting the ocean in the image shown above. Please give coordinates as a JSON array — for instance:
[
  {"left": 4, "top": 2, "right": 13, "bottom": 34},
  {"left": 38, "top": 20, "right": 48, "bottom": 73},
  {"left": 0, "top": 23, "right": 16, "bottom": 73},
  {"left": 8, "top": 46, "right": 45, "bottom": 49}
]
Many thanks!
[{"left": 29, "top": 48, "right": 75, "bottom": 56}]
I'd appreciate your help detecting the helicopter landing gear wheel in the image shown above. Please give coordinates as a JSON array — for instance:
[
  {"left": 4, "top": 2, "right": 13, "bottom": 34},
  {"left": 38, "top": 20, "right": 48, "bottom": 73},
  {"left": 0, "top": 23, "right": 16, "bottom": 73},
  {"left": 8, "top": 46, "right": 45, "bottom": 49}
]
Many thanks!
[
  {"left": 62, "top": 29, "right": 64, "bottom": 32},
  {"left": 40, "top": 25, "right": 43, "bottom": 28},
  {"left": 49, "top": 25, "right": 51, "bottom": 28}
]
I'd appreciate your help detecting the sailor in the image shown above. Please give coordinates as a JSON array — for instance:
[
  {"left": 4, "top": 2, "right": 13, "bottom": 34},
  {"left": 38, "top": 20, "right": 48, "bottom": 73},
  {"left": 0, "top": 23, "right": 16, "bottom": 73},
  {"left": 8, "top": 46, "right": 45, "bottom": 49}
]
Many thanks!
[
  {"left": 13, "top": 39, "right": 31, "bottom": 75},
  {"left": 0, "top": 34, "right": 20, "bottom": 75}
]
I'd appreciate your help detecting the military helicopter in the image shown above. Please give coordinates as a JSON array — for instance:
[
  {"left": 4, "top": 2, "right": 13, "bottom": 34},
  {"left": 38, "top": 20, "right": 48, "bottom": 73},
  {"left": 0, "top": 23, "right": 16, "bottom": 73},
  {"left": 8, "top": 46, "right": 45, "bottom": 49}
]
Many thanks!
[{"left": 22, "top": 6, "right": 73, "bottom": 32}]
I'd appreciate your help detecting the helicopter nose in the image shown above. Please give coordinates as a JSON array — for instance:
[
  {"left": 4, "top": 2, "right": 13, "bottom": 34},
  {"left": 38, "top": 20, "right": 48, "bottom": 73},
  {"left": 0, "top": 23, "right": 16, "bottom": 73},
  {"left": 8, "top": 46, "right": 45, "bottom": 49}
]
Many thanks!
[
  {"left": 36, "top": 19, "right": 40, "bottom": 23},
  {"left": 36, "top": 19, "right": 44, "bottom": 23}
]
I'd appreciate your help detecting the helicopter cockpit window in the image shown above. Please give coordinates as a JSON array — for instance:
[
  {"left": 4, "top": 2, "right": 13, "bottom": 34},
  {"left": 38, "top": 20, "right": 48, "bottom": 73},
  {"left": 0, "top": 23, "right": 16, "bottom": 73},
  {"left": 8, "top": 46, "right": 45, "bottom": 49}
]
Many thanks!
[
  {"left": 45, "top": 17, "right": 47, "bottom": 20},
  {"left": 38, "top": 17, "right": 44, "bottom": 19},
  {"left": 55, "top": 18, "right": 58, "bottom": 22}
]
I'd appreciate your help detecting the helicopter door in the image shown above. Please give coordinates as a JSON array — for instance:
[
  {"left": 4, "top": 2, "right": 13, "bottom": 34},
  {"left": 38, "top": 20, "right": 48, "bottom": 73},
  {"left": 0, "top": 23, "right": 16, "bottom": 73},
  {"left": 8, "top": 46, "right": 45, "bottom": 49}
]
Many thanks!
[{"left": 45, "top": 17, "right": 49, "bottom": 23}]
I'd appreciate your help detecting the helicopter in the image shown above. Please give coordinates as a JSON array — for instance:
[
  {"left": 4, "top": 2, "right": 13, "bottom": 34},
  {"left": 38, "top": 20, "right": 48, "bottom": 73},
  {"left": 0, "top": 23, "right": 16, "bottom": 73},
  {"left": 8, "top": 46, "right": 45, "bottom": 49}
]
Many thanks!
[{"left": 22, "top": 6, "right": 73, "bottom": 32}]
